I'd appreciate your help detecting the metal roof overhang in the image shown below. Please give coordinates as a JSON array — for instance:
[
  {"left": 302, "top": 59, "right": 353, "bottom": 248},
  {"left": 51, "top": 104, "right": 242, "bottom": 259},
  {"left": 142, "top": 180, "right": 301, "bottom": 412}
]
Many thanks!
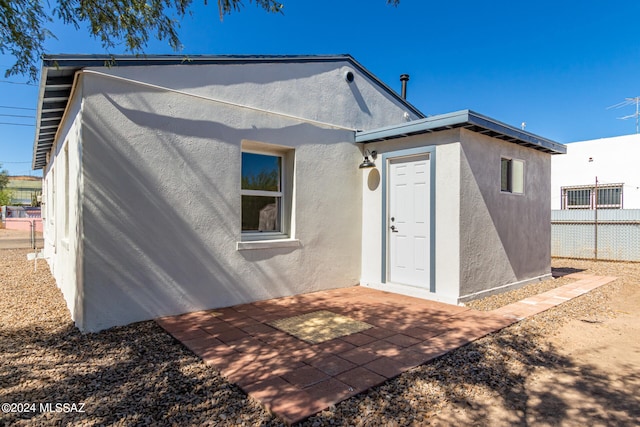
[
  {"left": 32, "top": 65, "right": 76, "bottom": 170},
  {"left": 31, "top": 54, "right": 426, "bottom": 170},
  {"left": 355, "top": 110, "right": 566, "bottom": 155}
]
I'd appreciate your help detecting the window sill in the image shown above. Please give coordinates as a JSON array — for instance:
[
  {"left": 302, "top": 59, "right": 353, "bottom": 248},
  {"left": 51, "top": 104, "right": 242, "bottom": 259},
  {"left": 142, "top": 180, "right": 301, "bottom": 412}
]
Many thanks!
[{"left": 236, "top": 239, "right": 301, "bottom": 251}]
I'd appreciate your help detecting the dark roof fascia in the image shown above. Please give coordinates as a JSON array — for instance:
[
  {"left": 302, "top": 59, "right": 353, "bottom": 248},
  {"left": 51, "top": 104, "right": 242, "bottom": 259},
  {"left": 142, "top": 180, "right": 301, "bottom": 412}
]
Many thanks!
[
  {"left": 355, "top": 109, "right": 566, "bottom": 155},
  {"left": 32, "top": 54, "right": 425, "bottom": 170},
  {"left": 31, "top": 65, "right": 61, "bottom": 171},
  {"left": 40, "top": 53, "right": 356, "bottom": 67}
]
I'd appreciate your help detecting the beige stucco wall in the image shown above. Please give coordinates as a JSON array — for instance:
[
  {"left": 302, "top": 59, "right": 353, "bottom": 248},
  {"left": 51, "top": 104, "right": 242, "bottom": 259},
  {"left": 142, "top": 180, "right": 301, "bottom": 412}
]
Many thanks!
[
  {"left": 458, "top": 129, "right": 552, "bottom": 300},
  {"left": 360, "top": 128, "right": 552, "bottom": 303},
  {"left": 46, "top": 60, "right": 420, "bottom": 331}
]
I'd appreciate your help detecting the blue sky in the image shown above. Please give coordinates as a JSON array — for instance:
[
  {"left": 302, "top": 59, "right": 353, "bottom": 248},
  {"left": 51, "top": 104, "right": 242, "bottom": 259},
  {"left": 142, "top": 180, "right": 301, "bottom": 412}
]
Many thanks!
[{"left": 2, "top": 0, "right": 640, "bottom": 176}]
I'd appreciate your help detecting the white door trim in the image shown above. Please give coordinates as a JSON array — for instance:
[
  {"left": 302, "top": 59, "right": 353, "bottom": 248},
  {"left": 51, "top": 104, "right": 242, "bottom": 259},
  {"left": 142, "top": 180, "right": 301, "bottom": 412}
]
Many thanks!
[
  {"left": 388, "top": 154, "right": 430, "bottom": 287},
  {"left": 380, "top": 146, "right": 436, "bottom": 292}
]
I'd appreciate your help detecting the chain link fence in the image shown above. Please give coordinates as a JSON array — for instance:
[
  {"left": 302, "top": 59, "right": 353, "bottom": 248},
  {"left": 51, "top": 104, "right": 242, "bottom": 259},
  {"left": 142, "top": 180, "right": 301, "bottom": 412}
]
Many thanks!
[
  {"left": 551, "top": 209, "right": 640, "bottom": 261},
  {"left": 1, "top": 206, "right": 43, "bottom": 250}
]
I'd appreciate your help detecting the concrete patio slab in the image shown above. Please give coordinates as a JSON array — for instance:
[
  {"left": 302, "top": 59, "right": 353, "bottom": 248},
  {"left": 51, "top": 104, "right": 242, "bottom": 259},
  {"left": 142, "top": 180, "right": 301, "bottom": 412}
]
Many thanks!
[{"left": 156, "top": 273, "right": 617, "bottom": 425}]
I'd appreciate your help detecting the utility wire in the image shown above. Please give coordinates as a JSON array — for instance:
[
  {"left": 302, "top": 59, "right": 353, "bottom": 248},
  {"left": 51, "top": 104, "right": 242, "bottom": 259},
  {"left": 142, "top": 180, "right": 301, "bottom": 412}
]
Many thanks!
[
  {"left": 0, "top": 122, "right": 35, "bottom": 126},
  {"left": 0, "top": 105, "right": 36, "bottom": 111},
  {"left": 0, "top": 113, "right": 34, "bottom": 118}
]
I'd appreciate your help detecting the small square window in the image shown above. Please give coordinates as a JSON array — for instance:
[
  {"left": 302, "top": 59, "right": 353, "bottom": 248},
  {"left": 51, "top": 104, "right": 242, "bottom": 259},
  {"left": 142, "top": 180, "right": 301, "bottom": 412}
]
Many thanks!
[{"left": 501, "top": 158, "right": 524, "bottom": 194}]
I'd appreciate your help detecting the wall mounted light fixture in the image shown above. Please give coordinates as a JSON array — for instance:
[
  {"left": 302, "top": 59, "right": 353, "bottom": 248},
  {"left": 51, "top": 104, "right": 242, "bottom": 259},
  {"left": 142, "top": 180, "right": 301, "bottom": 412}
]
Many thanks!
[{"left": 359, "top": 149, "right": 377, "bottom": 169}]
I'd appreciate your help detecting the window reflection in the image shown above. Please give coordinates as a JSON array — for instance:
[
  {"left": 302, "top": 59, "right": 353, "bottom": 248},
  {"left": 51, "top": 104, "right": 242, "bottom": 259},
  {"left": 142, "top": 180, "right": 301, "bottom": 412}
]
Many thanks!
[
  {"left": 242, "top": 196, "right": 279, "bottom": 231},
  {"left": 241, "top": 153, "right": 280, "bottom": 191}
]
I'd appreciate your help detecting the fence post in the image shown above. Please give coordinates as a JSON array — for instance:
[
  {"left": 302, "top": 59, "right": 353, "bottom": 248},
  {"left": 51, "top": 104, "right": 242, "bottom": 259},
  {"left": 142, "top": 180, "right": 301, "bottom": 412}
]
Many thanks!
[
  {"left": 594, "top": 177, "right": 598, "bottom": 260},
  {"left": 30, "top": 220, "right": 35, "bottom": 250}
]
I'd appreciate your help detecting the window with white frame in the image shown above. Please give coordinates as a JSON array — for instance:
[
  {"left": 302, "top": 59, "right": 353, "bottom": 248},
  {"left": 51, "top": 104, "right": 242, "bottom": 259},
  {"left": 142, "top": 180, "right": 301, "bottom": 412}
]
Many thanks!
[
  {"left": 501, "top": 157, "right": 524, "bottom": 194},
  {"left": 561, "top": 184, "right": 623, "bottom": 209},
  {"left": 241, "top": 144, "right": 292, "bottom": 239}
]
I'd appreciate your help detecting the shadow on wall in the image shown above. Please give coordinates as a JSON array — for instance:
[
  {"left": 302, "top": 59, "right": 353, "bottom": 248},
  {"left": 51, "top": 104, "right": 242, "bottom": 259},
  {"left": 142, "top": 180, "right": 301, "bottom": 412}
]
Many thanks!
[
  {"left": 124, "top": 60, "right": 341, "bottom": 90},
  {"left": 459, "top": 136, "right": 551, "bottom": 285},
  {"left": 106, "top": 61, "right": 388, "bottom": 122},
  {"left": 79, "top": 92, "right": 356, "bottom": 330},
  {"left": 458, "top": 148, "right": 518, "bottom": 292}
]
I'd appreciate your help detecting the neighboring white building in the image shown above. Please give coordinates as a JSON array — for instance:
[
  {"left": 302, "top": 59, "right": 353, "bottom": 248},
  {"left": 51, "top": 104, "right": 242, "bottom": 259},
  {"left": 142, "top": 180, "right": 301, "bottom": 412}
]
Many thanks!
[
  {"left": 551, "top": 134, "right": 640, "bottom": 210},
  {"left": 33, "top": 54, "right": 565, "bottom": 332}
]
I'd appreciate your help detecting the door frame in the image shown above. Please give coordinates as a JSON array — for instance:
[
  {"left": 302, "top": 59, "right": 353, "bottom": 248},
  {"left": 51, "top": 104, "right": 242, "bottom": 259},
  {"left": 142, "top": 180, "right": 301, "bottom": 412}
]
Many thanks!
[{"left": 381, "top": 146, "right": 437, "bottom": 292}]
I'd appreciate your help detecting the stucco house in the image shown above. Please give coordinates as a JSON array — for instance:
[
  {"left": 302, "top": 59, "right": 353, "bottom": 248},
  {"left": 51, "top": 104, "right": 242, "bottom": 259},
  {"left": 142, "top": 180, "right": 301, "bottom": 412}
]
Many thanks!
[
  {"left": 33, "top": 54, "right": 565, "bottom": 332},
  {"left": 551, "top": 134, "right": 640, "bottom": 210}
]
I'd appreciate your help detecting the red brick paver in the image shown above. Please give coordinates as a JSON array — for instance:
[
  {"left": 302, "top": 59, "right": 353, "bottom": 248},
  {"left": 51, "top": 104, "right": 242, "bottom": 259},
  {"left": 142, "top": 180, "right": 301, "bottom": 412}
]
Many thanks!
[{"left": 156, "top": 273, "right": 617, "bottom": 425}]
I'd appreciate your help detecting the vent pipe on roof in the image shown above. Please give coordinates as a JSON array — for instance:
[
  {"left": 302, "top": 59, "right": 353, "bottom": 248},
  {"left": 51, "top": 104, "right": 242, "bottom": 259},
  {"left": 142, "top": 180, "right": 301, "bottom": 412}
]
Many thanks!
[{"left": 400, "top": 74, "right": 409, "bottom": 99}]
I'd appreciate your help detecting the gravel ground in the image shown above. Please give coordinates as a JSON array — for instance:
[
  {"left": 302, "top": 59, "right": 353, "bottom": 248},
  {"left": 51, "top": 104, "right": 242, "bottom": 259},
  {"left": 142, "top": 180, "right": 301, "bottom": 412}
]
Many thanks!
[
  {"left": 464, "top": 274, "right": 577, "bottom": 312},
  {"left": 0, "top": 249, "right": 635, "bottom": 426}
]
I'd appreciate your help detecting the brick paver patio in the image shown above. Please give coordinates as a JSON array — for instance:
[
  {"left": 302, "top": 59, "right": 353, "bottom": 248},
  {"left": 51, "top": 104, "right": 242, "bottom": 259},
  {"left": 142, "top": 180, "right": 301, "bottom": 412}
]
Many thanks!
[{"left": 156, "top": 273, "right": 616, "bottom": 424}]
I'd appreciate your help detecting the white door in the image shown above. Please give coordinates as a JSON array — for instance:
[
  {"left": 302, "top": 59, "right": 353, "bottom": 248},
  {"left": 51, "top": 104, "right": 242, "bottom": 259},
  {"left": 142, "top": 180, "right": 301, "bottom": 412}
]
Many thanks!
[{"left": 388, "top": 154, "right": 430, "bottom": 288}]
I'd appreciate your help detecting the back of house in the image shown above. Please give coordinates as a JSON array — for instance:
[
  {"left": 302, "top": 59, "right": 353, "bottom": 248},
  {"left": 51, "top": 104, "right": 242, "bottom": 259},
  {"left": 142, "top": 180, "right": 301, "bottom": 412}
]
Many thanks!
[
  {"left": 33, "top": 54, "right": 564, "bottom": 332},
  {"left": 34, "top": 55, "right": 422, "bottom": 331}
]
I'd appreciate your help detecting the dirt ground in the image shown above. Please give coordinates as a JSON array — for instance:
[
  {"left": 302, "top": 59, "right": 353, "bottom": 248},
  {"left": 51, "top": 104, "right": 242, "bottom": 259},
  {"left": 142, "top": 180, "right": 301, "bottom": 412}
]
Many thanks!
[
  {"left": 531, "top": 281, "right": 640, "bottom": 426},
  {"left": 429, "top": 264, "right": 640, "bottom": 426},
  {"left": 0, "top": 227, "right": 43, "bottom": 249},
  {"left": 0, "top": 227, "right": 32, "bottom": 237}
]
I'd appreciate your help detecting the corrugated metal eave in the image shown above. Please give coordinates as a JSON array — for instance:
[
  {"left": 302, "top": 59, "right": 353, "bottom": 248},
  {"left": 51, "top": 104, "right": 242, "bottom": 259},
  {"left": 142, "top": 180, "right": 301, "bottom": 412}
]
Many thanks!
[{"left": 356, "top": 109, "right": 566, "bottom": 155}]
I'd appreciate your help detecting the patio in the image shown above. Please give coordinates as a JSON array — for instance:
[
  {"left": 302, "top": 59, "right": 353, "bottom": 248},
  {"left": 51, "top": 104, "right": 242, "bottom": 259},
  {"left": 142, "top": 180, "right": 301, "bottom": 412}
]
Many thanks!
[{"left": 156, "top": 273, "right": 616, "bottom": 424}]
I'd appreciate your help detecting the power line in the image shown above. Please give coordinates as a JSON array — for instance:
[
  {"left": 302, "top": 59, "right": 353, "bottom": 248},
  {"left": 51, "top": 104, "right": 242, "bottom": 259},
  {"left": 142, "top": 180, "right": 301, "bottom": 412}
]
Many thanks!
[
  {"left": 0, "top": 113, "right": 34, "bottom": 118},
  {"left": 0, "top": 122, "right": 35, "bottom": 127},
  {"left": 0, "top": 105, "right": 36, "bottom": 111}
]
